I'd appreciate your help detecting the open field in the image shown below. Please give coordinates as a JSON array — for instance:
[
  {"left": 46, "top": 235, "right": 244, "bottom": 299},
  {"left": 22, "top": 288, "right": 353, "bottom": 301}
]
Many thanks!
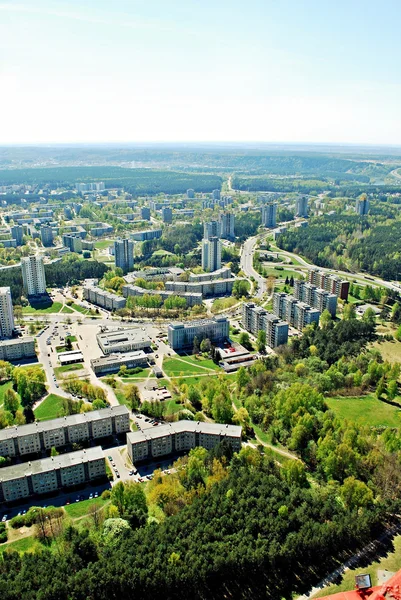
[
  {"left": 63, "top": 496, "right": 109, "bottom": 518},
  {"left": 326, "top": 394, "right": 401, "bottom": 429},
  {"left": 373, "top": 338, "right": 401, "bottom": 363},
  {"left": 70, "top": 303, "right": 90, "bottom": 315},
  {"left": 178, "top": 355, "right": 221, "bottom": 371},
  {"left": 0, "top": 536, "right": 40, "bottom": 554},
  {"left": 262, "top": 266, "right": 302, "bottom": 279},
  {"left": 34, "top": 394, "right": 67, "bottom": 421},
  {"left": 94, "top": 239, "right": 114, "bottom": 250},
  {"left": 162, "top": 358, "right": 210, "bottom": 377},
  {"left": 313, "top": 534, "right": 401, "bottom": 598},
  {"left": 120, "top": 367, "right": 151, "bottom": 380},
  {"left": 22, "top": 302, "right": 63, "bottom": 314},
  {"left": 60, "top": 305, "right": 74, "bottom": 313},
  {"left": 162, "top": 398, "right": 182, "bottom": 415}
]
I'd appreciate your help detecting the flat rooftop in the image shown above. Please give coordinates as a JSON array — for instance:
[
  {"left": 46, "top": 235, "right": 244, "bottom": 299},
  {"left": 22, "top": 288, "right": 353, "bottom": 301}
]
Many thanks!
[
  {"left": 91, "top": 350, "right": 148, "bottom": 367},
  {"left": 0, "top": 446, "right": 104, "bottom": 482},
  {"left": 58, "top": 351, "right": 84, "bottom": 364},
  {"left": 0, "top": 405, "right": 129, "bottom": 442},
  {"left": 97, "top": 328, "right": 151, "bottom": 348},
  {"left": 0, "top": 336, "right": 35, "bottom": 346},
  {"left": 127, "top": 420, "right": 241, "bottom": 444}
]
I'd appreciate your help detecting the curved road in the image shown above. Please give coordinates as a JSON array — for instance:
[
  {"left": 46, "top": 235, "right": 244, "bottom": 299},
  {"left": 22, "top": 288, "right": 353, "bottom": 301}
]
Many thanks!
[{"left": 240, "top": 236, "right": 266, "bottom": 298}]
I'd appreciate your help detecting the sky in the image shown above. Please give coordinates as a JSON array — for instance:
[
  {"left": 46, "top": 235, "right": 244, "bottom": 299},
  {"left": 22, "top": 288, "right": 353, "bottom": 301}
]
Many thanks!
[{"left": 0, "top": 0, "right": 401, "bottom": 145}]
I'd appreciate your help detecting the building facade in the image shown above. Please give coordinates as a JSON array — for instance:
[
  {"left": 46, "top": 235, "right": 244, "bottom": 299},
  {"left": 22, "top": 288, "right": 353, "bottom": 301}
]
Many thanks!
[
  {"left": 0, "top": 287, "right": 15, "bottom": 338},
  {"left": 21, "top": 255, "right": 47, "bottom": 296},
  {"left": 293, "top": 280, "right": 337, "bottom": 316},
  {"left": 356, "top": 197, "right": 369, "bottom": 215},
  {"left": 273, "top": 293, "right": 320, "bottom": 330},
  {"left": 161, "top": 207, "right": 173, "bottom": 223},
  {"left": 127, "top": 421, "right": 241, "bottom": 463},
  {"left": 201, "top": 236, "right": 221, "bottom": 272},
  {"left": 83, "top": 280, "right": 126, "bottom": 311},
  {"left": 261, "top": 203, "right": 277, "bottom": 228},
  {"left": 168, "top": 317, "right": 229, "bottom": 350},
  {"left": 295, "top": 196, "right": 308, "bottom": 217},
  {"left": 219, "top": 212, "right": 235, "bottom": 239},
  {"left": 308, "top": 269, "right": 349, "bottom": 300},
  {"left": 0, "top": 337, "right": 35, "bottom": 361},
  {"left": 97, "top": 328, "right": 151, "bottom": 354},
  {"left": 0, "top": 406, "right": 130, "bottom": 459},
  {"left": 91, "top": 350, "right": 150, "bottom": 375},
  {"left": 204, "top": 221, "right": 221, "bottom": 240},
  {"left": 10, "top": 225, "right": 24, "bottom": 246},
  {"left": 122, "top": 284, "right": 202, "bottom": 307},
  {"left": 40, "top": 225, "right": 54, "bottom": 247},
  {"left": 114, "top": 239, "right": 134, "bottom": 274},
  {"left": 0, "top": 447, "right": 106, "bottom": 504},
  {"left": 242, "top": 302, "right": 289, "bottom": 348}
]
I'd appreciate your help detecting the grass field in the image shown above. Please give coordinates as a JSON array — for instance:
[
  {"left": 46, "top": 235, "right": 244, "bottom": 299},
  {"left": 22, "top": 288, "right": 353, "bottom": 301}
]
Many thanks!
[
  {"left": 94, "top": 239, "right": 114, "bottom": 250},
  {"left": 262, "top": 266, "right": 302, "bottom": 279},
  {"left": 22, "top": 302, "right": 63, "bottom": 314},
  {"left": 163, "top": 357, "right": 217, "bottom": 377},
  {"left": 63, "top": 496, "right": 109, "bottom": 518},
  {"left": 326, "top": 394, "right": 401, "bottom": 429},
  {"left": 60, "top": 305, "right": 74, "bottom": 314},
  {"left": 212, "top": 297, "right": 240, "bottom": 313},
  {"left": 314, "top": 534, "right": 401, "bottom": 598},
  {"left": 373, "top": 338, "right": 401, "bottom": 364},
  {"left": 70, "top": 303, "right": 89, "bottom": 315},
  {"left": 162, "top": 398, "right": 183, "bottom": 415},
  {"left": 34, "top": 394, "right": 67, "bottom": 421},
  {"left": 0, "top": 536, "right": 40, "bottom": 554},
  {"left": 54, "top": 363, "right": 84, "bottom": 379},
  {"left": 0, "top": 380, "right": 14, "bottom": 408},
  {"left": 178, "top": 355, "right": 221, "bottom": 371},
  {"left": 120, "top": 367, "right": 151, "bottom": 380}
]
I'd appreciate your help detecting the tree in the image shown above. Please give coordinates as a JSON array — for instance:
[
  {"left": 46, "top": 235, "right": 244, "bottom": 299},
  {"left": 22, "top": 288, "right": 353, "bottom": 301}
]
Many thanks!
[
  {"left": 3, "top": 388, "right": 19, "bottom": 415},
  {"left": 125, "top": 384, "right": 140, "bottom": 411},
  {"left": 193, "top": 336, "right": 200, "bottom": 355},
  {"left": 362, "top": 307, "right": 376, "bottom": 326},
  {"left": 387, "top": 379, "right": 398, "bottom": 400},
  {"left": 239, "top": 332, "right": 252, "bottom": 350},
  {"left": 320, "top": 309, "right": 332, "bottom": 328},
  {"left": 65, "top": 337, "right": 73, "bottom": 351},
  {"left": 376, "top": 376, "right": 387, "bottom": 399},
  {"left": 232, "top": 279, "right": 250, "bottom": 299},
  {"left": 343, "top": 303, "right": 357, "bottom": 321},
  {"left": 200, "top": 338, "right": 212, "bottom": 354},
  {"left": 396, "top": 325, "right": 401, "bottom": 342},
  {"left": 257, "top": 330, "right": 266, "bottom": 353},
  {"left": 340, "top": 476, "right": 374, "bottom": 510}
]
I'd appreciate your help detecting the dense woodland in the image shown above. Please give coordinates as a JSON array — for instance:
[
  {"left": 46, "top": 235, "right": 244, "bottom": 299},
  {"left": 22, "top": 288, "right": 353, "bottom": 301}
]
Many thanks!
[{"left": 277, "top": 214, "right": 401, "bottom": 280}]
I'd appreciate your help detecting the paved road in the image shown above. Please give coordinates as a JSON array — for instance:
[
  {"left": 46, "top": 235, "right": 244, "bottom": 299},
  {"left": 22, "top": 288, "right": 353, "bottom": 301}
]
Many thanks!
[{"left": 240, "top": 236, "right": 266, "bottom": 298}]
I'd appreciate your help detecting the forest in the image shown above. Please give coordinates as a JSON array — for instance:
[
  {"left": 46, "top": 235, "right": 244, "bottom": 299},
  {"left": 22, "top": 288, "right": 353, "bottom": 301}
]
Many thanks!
[
  {"left": 277, "top": 214, "right": 401, "bottom": 280},
  {"left": 0, "top": 166, "right": 222, "bottom": 195}
]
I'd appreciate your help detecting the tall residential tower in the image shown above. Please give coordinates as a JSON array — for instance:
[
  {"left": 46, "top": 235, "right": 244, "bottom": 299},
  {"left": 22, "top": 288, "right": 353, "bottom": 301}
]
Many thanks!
[{"left": 21, "top": 255, "right": 47, "bottom": 296}]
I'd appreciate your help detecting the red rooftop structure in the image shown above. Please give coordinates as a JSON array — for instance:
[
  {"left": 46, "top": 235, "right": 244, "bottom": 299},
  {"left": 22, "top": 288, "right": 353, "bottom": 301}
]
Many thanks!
[{"left": 319, "top": 568, "right": 401, "bottom": 600}]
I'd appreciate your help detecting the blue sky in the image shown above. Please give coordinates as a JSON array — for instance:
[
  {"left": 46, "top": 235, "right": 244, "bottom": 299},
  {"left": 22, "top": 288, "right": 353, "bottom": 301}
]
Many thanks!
[{"left": 0, "top": 0, "right": 400, "bottom": 144}]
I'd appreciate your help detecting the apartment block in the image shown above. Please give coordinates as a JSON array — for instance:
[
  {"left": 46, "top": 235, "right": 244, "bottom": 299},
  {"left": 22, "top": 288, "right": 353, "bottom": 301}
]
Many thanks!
[
  {"left": 308, "top": 269, "right": 349, "bottom": 300},
  {"left": 204, "top": 221, "right": 221, "bottom": 239},
  {"left": 83, "top": 279, "right": 126, "bottom": 311},
  {"left": 161, "top": 207, "right": 173, "bottom": 223},
  {"left": 0, "top": 287, "right": 15, "bottom": 338},
  {"left": 0, "top": 337, "right": 36, "bottom": 361},
  {"left": 273, "top": 292, "right": 320, "bottom": 330},
  {"left": 242, "top": 302, "right": 289, "bottom": 348},
  {"left": 168, "top": 317, "right": 229, "bottom": 350},
  {"left": 0, "top": 406, "right": 130, "bottom": 459},
  {"left": 165, "top": 278, "right": 235, "bottom": 298},
  {"left": 261, "top": 203, "right": 277, "bottom": 228},
  {"left": 127, "top": 421, "right": 241, "bottom": 464},
  {"left": 356, "top": 197, "right": 369, "bottom": 215},
  {"left": 293, "top": 280, "right": 337, "bottom": 316},
  {"left": 10, "top": 225, "right": 24, "bottom": 246},
  {"left": 295, "top": 195, "right": 308, "bottom": 217},
  {"left": 131, "top": 229, "right": 162, "bottom": 242},
  {"left": 62, "top": 234, "right": 83, "bottom": 253},
  {"left": 21, "top": 255, "right": 47, "bottom": 296},
  {"left": 201, "top": 236, "right": 221, "bottom": 272},
  {"left": 122, "top": 284, "right": 202, "bottom": 307},
  {"left": 219, "top": 212, "right": 235, "bottom": 239},
  {"left": 40, "top": 225, "right": 54, "bottom": 247},
  {"left": 114, "top": 238, "right": 134, "bottom": 274}
]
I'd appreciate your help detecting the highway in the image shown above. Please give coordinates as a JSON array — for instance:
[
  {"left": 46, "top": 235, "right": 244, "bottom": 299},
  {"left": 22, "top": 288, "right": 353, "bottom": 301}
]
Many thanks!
[{"left": 240, "top": 236, "right": 266, "bottom": 298}]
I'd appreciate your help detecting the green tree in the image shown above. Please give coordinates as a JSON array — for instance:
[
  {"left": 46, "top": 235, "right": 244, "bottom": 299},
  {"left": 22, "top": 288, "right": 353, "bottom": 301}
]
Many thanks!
[
  {"left": 320, "top": 309, "right": 332, "bottom": 328},
  {"left": 200, "top": 338, "right": 212, "bottom": 354},
  {"left": 257, "top": 330, "right": 266, "bottom": 353},
  {"left": 387, "top": 379, "right": 398, "bottom": 400},
  {"left": 343, "top": 303, "right": 357, "bottom": 321},
  {"left": 3, "top": 388, "right": 19, "bottom": 415},
  {"left": 362, "top": 307, "right": 376, "bottom": 326},
  {"left": 124, "top": 384, "right": 140, "bottom": 411},
  {"left": 239, "top": 332, "right": 252, "bottom": 350}
]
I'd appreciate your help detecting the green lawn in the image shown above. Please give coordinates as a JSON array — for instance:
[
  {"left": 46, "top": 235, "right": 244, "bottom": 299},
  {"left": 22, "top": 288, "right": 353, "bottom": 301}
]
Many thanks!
[
  {"left": 179, "top": 355, "right": 222, "bottom": 372},
  {"left": 162, "top": 398, "right": 183, "bottom": 415},
  {"left": 70, "top": 303, "right": 89, "bottom": 315},
  {"left": 314, "top": 534, "right": 401, "bottom": 598},
  {"left": 152, "top": 249, "right": 174, "bottom": 257},
  {"left": 0, "top": 380, "right": 14, "bottom": 408},
  {"left": 22, "top": 302, "right": 63, "bottom": 314},
  {"left": 0, "top": 536, "right": 40, "bottom": 554},
  {"left": 262, "top": 266, "right": 302, "bottom": 279},
  {"left": 63, "top": 496, "right": 109, "bottom": 518},
  {"left": 115, "top": 390, "right": 128, "bottom": 406},
  {"left": 94, "top": 239, "right": 114, "bottom": 250},
  {"left": 120, "top": 367, "right": 151, "bottom": 380},
  {"left": 66, "top": 335, "right": 77, "bottom": 343},
  {"left": 163, "top": 357, "right": 214, "bottom": 377},
  {"left": 54, "top": 363, "right": 84, "bottom": 379},
  {"left": 212, "top": 297, "right": 240, "bottom": 313},
  {"left": 326, "top": 394, "right": 401, "bottom": 429},
  {"left": 60, "top": 305, "right": 74, "bottom": 314},
  {"left": 34, "top": 394, "right": 67, "bottom": 421}
]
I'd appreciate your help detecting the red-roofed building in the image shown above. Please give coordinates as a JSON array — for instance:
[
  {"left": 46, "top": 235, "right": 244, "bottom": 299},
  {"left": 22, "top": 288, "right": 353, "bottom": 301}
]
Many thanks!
[{"left": 318, "top": 568, "right": 401, "bottom": 600}]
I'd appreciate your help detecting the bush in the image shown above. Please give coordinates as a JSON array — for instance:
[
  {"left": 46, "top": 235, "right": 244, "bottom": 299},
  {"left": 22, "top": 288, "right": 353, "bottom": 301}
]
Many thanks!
[
  {"left": 0, "top": 522, "right": 7, "bottom": 543},
  {"left": 101, "top": 489, "right": 111, "bottom": 499},
  {"left": 10, "top": 515, "right": 26, "bottom": 529}
]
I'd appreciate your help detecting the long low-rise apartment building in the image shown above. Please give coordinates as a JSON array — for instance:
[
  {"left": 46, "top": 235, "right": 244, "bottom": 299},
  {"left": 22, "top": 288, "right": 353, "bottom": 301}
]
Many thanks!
[
  {"left": 273, "top": 293, "right": 320, "bottom": 330},
  {"left": 122, "top": 284, "right": 202, "bottom": 307},
  {"left": 293, "top": 280, "right": 337, "bottom": 316},
  {"left": 127, "top": 421, "right": 241, "bottom": 463},
  {"left": 91, "top": 350, "right": 150, "bottom": 375},
  {"left": 165, "top": 277, "right": 235, "bottom": 297},
  {"left": 242, "top": 303, "right": 289, "bottom": 348},
  {"left": 131, "top": 229, "right": 162, "bottom": 241},
  {"left": 168, "top": 317, "right": 229, "bottom": 350},
  {"left": 97, "top": 328, "right": 152, "bottom": 354},
  {"left": 0, "top": 447, "right": 105, "bottom": 504},
  {"left": 0, "top": 337, "right": 36, "bottom": 361},
  {"left": 0, "top": 406, "right": 130, "bottom": 459},
  {"left": 83, "top": 279, "right": 126, "bottom": 311},
  {"left": 188, "top": 267, "right": 232, "bottom": 282}
]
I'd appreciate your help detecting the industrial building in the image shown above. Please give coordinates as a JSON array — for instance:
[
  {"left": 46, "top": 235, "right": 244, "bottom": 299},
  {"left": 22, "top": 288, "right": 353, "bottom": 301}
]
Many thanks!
[
  {"left": 273, "top": 293, "right": 320, "bottom": 330},
  {"left": 0, "top": 447, "right": 106, "bottom": 504},
  {"left": 242, "top": 303, "right": 289, "bottom": 348},
  {"left": 0, "top": 406, "right": 130, "bottom": 459},
  {"left": 293, "top": 280, "right": 337, "bottom": 316},
  {"left": 167, "top": 317, "right": 229, "bottom": 350},
  {"left": 127, "top": 421, "right": 241, "bottom": 463},
  {"left": 91, "top": 350, "right": 149, "bottom": 375},
  {"left": 97, "top": 328, "right": 152, "bottom": 354}
]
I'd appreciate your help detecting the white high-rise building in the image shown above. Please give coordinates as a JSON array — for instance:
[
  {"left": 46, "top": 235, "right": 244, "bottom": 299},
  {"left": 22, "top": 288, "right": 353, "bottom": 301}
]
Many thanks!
[
  {"left": 21, "top": 255, "right": 47, "bottom": 296},
  {"left": 261, "top": 203, "right": 277, "bottom": 228},
  {"left": 201, "top": 236, "right": 221, "bottom": 272},
  {"left": 219, "top": 213, "right": 235, "bottom": 240},
  {"left": 0, "top": 287, "right": 15, "bottom": 338}
]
